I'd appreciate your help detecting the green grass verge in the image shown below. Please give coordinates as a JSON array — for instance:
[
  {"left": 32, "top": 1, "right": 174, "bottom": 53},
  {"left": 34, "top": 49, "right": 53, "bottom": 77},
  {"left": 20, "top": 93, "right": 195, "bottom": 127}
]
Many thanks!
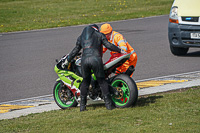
[
  {"left": 0, "top": 0, "right": 173, "bottom": 33},
  {"left": 0, "top": 87, "right": 199, "bottom": 133}
]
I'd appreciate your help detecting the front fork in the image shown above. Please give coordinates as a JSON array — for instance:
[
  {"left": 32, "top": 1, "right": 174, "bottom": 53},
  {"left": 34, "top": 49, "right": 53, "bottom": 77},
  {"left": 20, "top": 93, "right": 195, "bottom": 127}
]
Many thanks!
[{"left": 56, "top": 78, "right": 81, "bottom": 102}]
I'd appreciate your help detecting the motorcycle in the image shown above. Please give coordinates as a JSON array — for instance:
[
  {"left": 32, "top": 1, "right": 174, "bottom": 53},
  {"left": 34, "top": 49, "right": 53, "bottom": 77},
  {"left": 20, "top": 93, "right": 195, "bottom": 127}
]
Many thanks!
[{"left": 53, "top": 51, "right": 138, "bottom": 109}]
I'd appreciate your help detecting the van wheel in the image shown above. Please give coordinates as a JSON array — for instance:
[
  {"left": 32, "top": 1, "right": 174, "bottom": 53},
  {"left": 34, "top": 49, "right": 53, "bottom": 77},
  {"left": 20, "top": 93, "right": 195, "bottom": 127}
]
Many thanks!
[{"left": 170, "top": 45, "right": 189, "bottom": 56}]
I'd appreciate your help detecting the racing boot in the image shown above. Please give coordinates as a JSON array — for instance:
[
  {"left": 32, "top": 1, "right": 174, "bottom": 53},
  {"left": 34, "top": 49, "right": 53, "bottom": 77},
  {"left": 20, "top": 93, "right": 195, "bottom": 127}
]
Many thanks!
[
  {"left": 80, "top": 96, "right": 87, "bottom": 112},
  {"left": 104, "top": 94, "right": 115, "bottom": 110}
]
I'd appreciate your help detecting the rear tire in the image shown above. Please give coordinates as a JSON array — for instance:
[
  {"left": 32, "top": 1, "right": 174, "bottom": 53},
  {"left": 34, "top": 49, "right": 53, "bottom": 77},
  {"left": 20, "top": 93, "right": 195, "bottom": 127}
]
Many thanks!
[
  {"left": 111, "top": 74, "right": 138, "bottom": 108},
  {"left": 53, "top": 81, "right": 78, "bottom": 109}
]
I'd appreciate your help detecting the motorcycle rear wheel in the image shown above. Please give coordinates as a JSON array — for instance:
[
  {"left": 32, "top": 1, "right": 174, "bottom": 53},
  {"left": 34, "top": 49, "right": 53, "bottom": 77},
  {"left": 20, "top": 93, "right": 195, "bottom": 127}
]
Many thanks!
[
  {"left": 111, "top": 74, "right": 138, "bottom": 108},
  {"left": 53, "top": 81, "right": 78, "bottom": 109}
]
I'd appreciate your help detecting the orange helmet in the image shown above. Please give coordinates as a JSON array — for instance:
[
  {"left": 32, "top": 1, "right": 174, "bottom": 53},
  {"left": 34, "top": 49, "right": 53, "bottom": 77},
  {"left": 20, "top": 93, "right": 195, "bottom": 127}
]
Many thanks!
[{"left": 100, "top": 23, "right": 112, "bottom": 34}]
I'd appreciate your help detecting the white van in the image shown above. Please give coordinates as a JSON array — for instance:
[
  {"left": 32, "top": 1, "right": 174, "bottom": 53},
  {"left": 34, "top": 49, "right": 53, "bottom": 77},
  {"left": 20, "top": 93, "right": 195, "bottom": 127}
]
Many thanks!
[{"left": 168, "top": 0, "right": 200, "bottom": 55}]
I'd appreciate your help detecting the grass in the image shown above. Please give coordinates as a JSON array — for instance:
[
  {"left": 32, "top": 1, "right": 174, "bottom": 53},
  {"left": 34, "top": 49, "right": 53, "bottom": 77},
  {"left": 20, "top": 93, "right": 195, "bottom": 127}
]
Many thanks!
[
  {"left": 0, "top": 87, "right": 199, "bottom": 133},
  {"left": 0, "top": 0, "right": 173, "bottom": 33}
]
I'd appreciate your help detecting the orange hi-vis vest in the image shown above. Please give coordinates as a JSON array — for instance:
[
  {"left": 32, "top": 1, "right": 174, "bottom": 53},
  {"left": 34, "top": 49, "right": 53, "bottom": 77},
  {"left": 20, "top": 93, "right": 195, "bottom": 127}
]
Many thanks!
[
  {"left": 103, "top": 31, "right": 137, "bottom": 63},
  {"left": 103, "top": 31, "right": 137, "bottom": 77},
  {"left": 103, "top": 31, "right": 134, "bottom": 53}
]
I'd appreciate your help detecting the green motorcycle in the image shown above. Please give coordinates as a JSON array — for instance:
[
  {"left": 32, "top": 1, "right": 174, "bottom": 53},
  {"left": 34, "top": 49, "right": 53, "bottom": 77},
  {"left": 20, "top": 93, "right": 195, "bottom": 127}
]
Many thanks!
[{"left": 53, "top": 52, "right": 138, "bottom": 109}]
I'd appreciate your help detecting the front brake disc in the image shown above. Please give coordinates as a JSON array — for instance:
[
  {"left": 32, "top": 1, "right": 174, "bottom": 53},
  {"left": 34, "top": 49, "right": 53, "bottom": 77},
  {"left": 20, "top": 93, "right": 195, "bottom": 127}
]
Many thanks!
[{"left": 114, "top": 87, "right": 124, "bottom": 99}]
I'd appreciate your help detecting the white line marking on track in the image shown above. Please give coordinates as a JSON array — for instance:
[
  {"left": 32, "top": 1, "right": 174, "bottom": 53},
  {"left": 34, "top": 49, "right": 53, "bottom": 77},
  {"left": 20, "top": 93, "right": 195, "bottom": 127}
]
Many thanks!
[
  {"left": 0, "top": 71, "right": 199, "bottom": 105},
  {"left": 1, "top": 15, "right": 167, "bottom": 35},
  {"left": 0, "top": 94, "right": 52, "bottom": 105},
  {"left": 136, "top": 70, "right": 200, "bottom": 82}
]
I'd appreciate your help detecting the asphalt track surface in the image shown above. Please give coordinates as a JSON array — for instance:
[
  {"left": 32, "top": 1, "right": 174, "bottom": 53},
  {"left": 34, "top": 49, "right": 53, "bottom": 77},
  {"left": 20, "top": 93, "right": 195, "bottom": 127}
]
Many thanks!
[{"left": 0, "top": 15, "right": 200, "bottom": 103}]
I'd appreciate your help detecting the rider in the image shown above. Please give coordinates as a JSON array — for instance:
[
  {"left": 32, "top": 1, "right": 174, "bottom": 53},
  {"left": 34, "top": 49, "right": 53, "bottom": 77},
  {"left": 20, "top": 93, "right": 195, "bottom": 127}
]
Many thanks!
[
  {"left": 62, "top": 24, "right": 125, "bottom": 111},
  {"left": 100, "top": 23, "right": 137, "bottom": 77}
]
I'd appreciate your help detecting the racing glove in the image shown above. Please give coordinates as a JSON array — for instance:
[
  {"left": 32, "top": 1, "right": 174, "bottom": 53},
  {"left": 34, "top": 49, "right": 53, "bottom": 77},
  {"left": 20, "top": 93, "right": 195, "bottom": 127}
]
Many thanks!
[
  {"left": 61, "top": 59, "right": 69, "bottom": 68},
  {"left": 61, "top": 55, "right": 69, "bottom": 68},
  {"left": 121, "top": 49, "right": 127, "bottom": 54}
]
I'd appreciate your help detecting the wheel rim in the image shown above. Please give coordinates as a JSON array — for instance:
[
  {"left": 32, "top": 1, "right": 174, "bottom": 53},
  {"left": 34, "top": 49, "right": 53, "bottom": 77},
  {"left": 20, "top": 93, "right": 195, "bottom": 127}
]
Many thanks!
[
  {"left": 54, "top": 82, "right": 75, "bottom": 107},
  {"left": 112, "top": 79, "right": 130, "bottom": 106}
]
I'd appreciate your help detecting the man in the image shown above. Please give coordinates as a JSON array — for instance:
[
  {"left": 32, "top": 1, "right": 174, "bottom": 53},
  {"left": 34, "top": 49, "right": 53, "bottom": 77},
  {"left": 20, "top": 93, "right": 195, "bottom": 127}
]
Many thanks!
[
  {"left": 62, "top": 24, "right": 124, "bottom": 111},
  {"left": 100, "top": 23, "right": 137, "bottom": 77}
]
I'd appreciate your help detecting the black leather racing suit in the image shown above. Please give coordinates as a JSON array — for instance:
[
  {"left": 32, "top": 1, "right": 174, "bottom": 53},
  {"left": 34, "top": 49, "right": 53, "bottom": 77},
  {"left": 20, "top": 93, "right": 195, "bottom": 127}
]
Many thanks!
[{"left": 67, "top": 25, "right": 121, "bottom": 96}]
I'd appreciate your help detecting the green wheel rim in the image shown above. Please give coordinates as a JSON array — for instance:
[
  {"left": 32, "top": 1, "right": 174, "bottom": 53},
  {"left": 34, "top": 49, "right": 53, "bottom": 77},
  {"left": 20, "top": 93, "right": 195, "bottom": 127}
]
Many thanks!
[
  {"left": 54, "top": 82, "right": 75, "bottom": 107},
  {"left": 112, "top": 79, "right": 130, "bottom": 106}
]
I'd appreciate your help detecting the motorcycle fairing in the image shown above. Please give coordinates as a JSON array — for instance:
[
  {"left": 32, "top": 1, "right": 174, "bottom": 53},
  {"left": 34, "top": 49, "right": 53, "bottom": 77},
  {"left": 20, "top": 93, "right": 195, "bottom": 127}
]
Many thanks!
[{"left": 54, "top": 65, "right": 83, "bottom": 96}]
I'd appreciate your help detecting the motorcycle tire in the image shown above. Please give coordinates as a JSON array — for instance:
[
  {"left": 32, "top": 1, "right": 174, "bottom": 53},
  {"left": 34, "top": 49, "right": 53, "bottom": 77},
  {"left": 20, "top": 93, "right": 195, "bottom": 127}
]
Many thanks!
[
  {"left": 53, "top": 81, "right": 78, "bottom": 109},
  {"left": 111, "top": 74, "right": 138, "bottom": 108}
]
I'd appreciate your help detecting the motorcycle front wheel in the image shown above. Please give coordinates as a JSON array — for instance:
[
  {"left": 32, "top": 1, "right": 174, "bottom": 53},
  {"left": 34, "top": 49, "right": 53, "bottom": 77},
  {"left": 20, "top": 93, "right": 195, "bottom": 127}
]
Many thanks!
[
  {"left": 111, "top": 74, "right": 138, "bottom": 108},
  {"left": 53, "top": 81, "right": 78, "bottom": 109}
]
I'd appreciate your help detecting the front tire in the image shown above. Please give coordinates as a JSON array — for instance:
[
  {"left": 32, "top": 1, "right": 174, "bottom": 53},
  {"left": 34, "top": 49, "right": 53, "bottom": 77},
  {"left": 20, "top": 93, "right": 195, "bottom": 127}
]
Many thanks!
[
  {"left": 53, "top": 81, "right": 78, "bottom": 109},
  {"left": 111, "top": 74, "right": 138, "bottom": 108},
  {"left": 170, "top": 45, "right": 189, "bottom": 56}
]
